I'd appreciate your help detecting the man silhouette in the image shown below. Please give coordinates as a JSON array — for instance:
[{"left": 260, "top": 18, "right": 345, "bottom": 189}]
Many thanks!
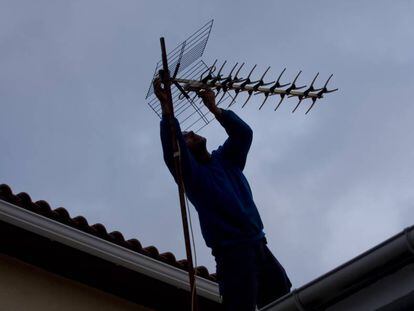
[{"left": 154, "top": 78, "right": 291, "bottom": 310}]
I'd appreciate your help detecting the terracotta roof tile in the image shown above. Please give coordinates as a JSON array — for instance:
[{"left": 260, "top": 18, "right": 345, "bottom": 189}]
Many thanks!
[
  {"left": 0, "top": 183, "right": 216, "bottom": 282},
  {"left": 54, "top": 207, "right": 71, "bottom": 223},
  {"left": 143, "top": 245, "right": 160, "bottom": 258},
  {"left": 91, "top": 223, "right": 107, "bottom": 238},
  {"left": 125, "top": 238, "right": 142, "bottom": 251},
  {"left": 159, "top": 251, "right": 177, "bottom": 265}
]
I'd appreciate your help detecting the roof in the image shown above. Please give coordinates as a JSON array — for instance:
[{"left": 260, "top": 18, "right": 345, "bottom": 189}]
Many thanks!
[
  {"left": 260, "top": 225, "right": 414, "bottom": 310},
  {"left": 0, "top": 183, "right": 220, "bottom": 309},
  {"left": 0, "top": 183, "right": 215, "bottom": 281}
]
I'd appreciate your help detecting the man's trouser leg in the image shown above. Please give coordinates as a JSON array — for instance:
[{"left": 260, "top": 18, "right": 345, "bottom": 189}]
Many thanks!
[
  {"left": 214, "top": 243, "right": 258, "bottom": 311},
  {"left": 214, "top": 240, "right": 291, "bottom": 311},
  {"left": 256, "top": 242, "right": 292, "bottom": 308}
]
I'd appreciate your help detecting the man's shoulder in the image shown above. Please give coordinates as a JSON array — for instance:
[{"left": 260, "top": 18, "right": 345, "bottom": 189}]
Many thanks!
[
  {"left": 211, "top": 147, "right": 234, "bottom": 168},
  {"left": 211, "top": 146, "right": 223, "bottom": 158}
]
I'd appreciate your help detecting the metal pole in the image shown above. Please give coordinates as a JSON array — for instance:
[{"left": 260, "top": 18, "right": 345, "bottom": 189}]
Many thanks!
[{"left": 159, "top": 37, "right": 198, "bottom": 310}]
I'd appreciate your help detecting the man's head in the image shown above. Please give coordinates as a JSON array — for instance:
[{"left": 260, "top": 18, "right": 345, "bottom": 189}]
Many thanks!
[{"left": 182, "top": 131, "right": 210, "bottom": 163}]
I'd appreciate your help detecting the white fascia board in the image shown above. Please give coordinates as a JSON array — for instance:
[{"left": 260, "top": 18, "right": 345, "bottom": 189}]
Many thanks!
[{"left": 0, "top": 199, "right": 220, "bottom": 302}]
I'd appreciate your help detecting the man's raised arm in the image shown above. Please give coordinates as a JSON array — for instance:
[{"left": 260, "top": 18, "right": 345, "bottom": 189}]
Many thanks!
[
  {"left": 198, "top": 89, "right": 253, "bottom": 170},
  {"left": 154, "top": 78, "right": 198, "bottom": 183}
]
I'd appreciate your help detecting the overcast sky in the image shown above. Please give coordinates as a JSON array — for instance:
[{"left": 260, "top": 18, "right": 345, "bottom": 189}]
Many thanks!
[{"left": 1, "top": 0, "right": 414, "bottom": 287}]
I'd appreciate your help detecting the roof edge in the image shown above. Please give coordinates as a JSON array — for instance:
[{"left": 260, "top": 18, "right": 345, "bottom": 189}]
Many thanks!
[
  {"left": 0, "top": 199, "right": 220, "bottom": 302},
  {"left": 261, "top": 225, "right": 414, "bottom": 310}
]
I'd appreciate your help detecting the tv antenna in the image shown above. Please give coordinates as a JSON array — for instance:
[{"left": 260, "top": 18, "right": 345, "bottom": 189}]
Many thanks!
[
  {"left": 146, "top": 20, "right": 338, "bottom": 310},
  {"left": 146, "top": 20, "right": 338, "bottom": 133}
]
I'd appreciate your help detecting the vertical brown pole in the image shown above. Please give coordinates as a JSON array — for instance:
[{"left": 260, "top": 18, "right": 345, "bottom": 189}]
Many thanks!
[{"left": 159, "top": 37, "right": 198, "bottom": 310}]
